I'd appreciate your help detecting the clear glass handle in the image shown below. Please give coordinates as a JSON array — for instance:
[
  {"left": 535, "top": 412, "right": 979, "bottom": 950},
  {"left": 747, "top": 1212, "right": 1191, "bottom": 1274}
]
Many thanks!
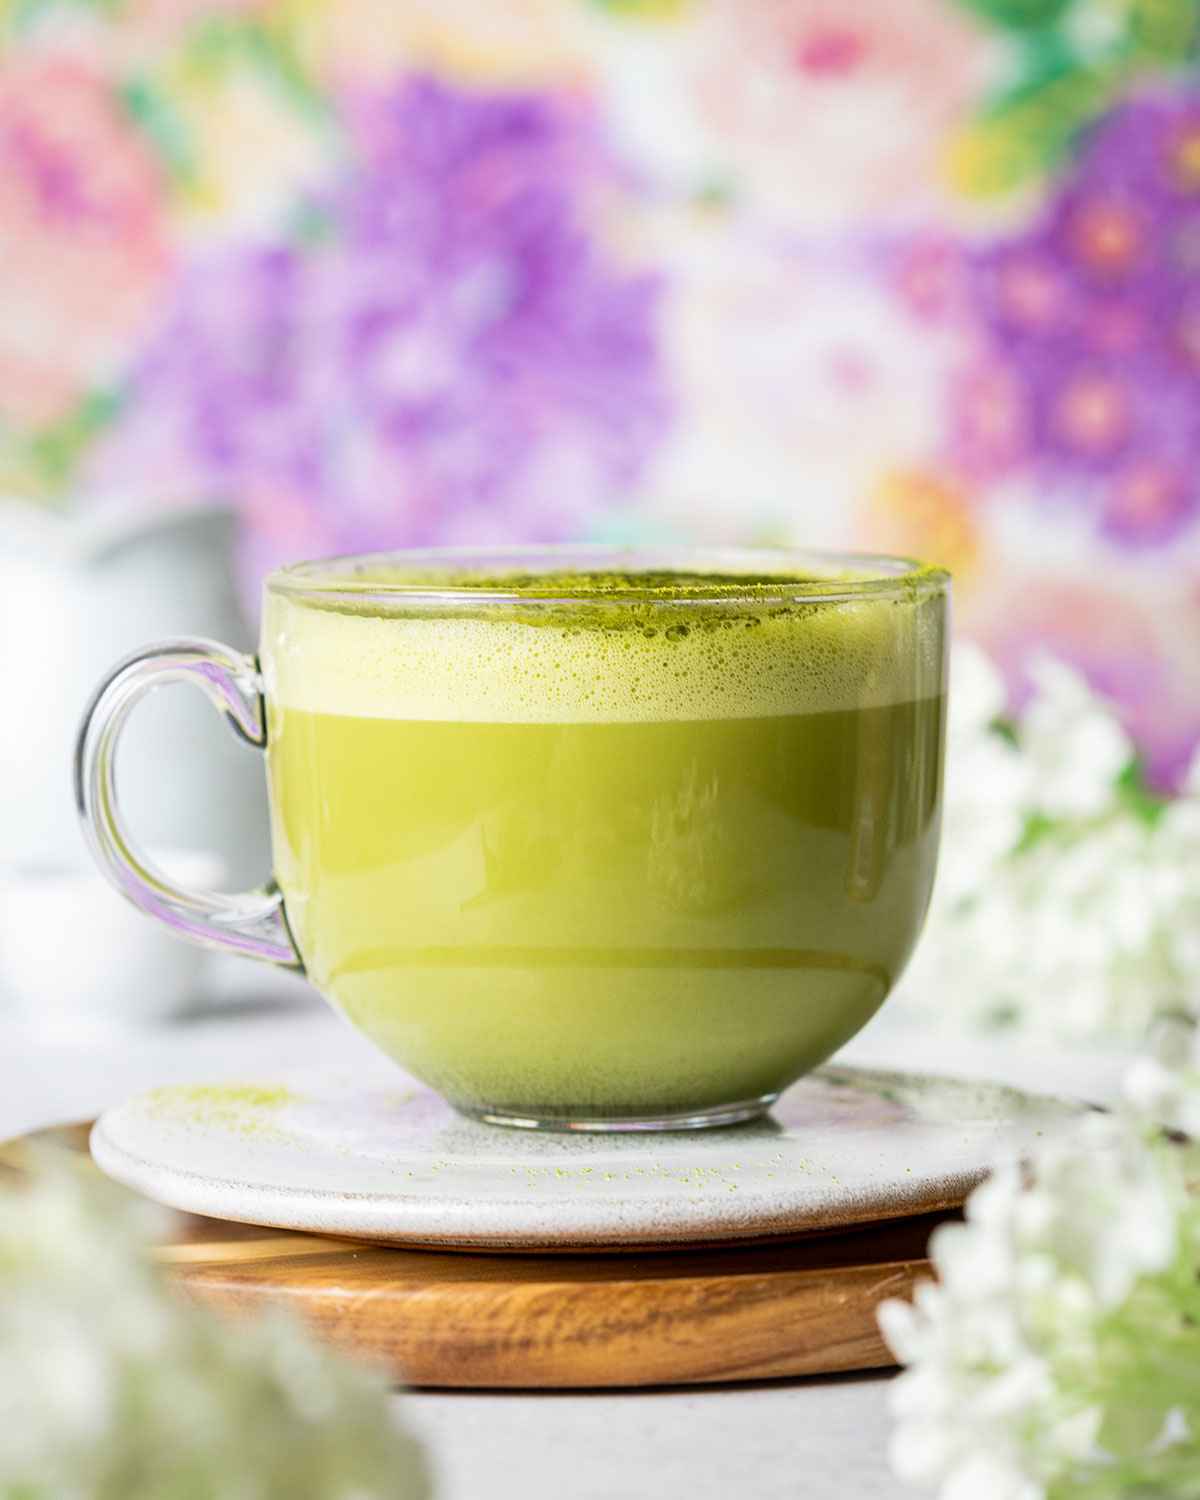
[{"left": 74, "top": 638, "right": 302, "bottom": 968}]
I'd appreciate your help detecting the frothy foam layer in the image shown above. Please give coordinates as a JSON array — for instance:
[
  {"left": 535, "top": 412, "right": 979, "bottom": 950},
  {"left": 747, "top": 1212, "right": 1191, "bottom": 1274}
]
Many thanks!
[{"left": 263, "top": 588, "right": 945, "bottom": 723}]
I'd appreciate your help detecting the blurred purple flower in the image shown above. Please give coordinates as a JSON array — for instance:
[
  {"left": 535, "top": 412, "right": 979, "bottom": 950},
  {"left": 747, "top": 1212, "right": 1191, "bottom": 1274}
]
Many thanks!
[
  {"left": 951, "top": 88, "right": 1200, "bottom": 548},
  {"left": 87, "top": 76, "right": 670, "bottom": 581}
]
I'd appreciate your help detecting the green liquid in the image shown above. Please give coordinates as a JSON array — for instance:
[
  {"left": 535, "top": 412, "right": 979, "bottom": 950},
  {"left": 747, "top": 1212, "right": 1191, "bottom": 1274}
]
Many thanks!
[
  {"left": 262, "top": 565, "right": 947, "bottom": 1118},
  {"left": 266, "top": 694, "right": 945, "bottom": 1118}
]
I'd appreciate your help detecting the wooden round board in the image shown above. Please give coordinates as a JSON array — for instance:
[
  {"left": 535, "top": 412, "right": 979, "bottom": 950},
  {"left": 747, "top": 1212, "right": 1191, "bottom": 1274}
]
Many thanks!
[{"left": 2, "top": 1123, "right": 949, "bottom": 1389}]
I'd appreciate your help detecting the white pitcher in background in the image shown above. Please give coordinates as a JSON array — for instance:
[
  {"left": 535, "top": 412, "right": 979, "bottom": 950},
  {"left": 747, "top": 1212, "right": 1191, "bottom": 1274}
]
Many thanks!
[{"left": 0, "top": 499, "right": 272, "bottom": 1025}]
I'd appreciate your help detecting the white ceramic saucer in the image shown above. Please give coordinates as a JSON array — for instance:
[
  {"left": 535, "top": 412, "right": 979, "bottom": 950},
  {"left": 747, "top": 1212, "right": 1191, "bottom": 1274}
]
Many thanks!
[{"left": 91, "top": 1063, "right": 1084, "bottom": 1250}]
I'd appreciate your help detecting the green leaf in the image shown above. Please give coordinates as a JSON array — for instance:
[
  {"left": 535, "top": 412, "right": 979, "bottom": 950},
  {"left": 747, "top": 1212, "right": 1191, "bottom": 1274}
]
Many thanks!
[
  {"left": 28, "top": 388, "right": 123, "bottom": 488},
  {"left": 1115, "top": 758, "right": 1169, "bottom": 827},
  {"left": 955, "top": 0, "right": 1072, "bottom": 29},
  {"left": 991, "top": 715, "right": 1020, "bottom": 747},
  {"left": 286, "top": 199, "right": 334, "bottom": 247},
  {"left": 185, "top": 15, "right": 329, "bottom": 120},
  {"left": 1014, "top": 808, "right": 1061, "bottom": 854},
  {"left": 1127, "top": 0, "right": 1200, "bottom": 66},
  {"left": 946, "top": 63, "right": 1116, "bottom": 196},
  {"left": 120, "top": 78, "right": 197, "bottom": 187},
  {"left": 587, "top": 0, "right": 696, "bottom": 16}
]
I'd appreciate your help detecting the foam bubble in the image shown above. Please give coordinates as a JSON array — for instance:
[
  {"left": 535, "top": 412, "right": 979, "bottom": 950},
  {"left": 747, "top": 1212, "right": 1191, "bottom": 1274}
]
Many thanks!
[{"left": 263, "top": 590, "right": 945, "bottom": 724}]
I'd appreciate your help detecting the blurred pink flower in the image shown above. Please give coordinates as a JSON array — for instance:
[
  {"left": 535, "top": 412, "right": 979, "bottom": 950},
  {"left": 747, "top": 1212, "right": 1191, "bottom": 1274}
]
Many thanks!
[
  {"left": 950, "top": 359, "right": 1032, "bottom": 479},
  {"left": 970, "top": 570, "right": 1200, "bottom": 791},
  {"left": 686, "top": 0, "right": 994, "bottom": 226},
  {"left": 889, "top": 234, "right": 971, "bottom": 324},
  {"left": 643, "top": 229, "right": 945, "bottom": 539},
  {"left": 0, "top": 58, "right": 171, "bottom": 428}
]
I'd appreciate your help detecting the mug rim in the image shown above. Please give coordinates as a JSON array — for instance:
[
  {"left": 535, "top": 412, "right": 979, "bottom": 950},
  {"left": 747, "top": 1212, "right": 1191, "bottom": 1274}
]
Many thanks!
[{"left": 265, "top": 544, "right": 949, "bottom": 608}]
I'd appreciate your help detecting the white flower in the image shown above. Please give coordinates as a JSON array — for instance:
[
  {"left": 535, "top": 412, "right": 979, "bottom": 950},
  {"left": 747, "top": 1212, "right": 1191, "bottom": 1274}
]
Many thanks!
[
  {"left": 928, "top": 643, "right": 1029, "bottom": 910},
  {"left": 950, "top": 641, "right": 1009, "bottom": 742},
  {"left": 887, "top": 647, "right": 1200, "bottom": 1495},
  {"left": 1020, "top": 655, "right": 1132, "bottom": 822},
  {"left": 1151, "top": 795, "right": 1200, "bottom": 983},
  {"left": 0, "top": 1157, "right": 430, "bottom": 1499},
  {"left": 1123, "top": 1014, "right": 1200, "bottom": 1138},
  {"left": 1062, "top": 0, "right": 1126, "bottom": 64},
  {"left": 908, "top": 818, "right": 1174, "bottom": 1036},
  {"left": 879, "top": 1105, "right": 1198, "bottom": 1500},
  {"left": 902, "top": 644, "right": 1200, "bottom": 1039},
  {"left": 1018, "top": 1114, "right": 1177, "bottom": 1304}
]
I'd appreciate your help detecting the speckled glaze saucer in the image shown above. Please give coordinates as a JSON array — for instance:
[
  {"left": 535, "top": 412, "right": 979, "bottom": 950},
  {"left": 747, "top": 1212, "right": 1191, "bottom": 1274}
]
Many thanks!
[{"left": 90, "top": 1064, "right": 1083, "bottom": 1250}]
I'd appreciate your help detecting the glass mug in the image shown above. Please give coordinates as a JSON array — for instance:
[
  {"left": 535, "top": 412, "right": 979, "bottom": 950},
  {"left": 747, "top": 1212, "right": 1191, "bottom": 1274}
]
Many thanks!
[{"left": 76, "top": 548, "right": 949, "bottom": 1131}]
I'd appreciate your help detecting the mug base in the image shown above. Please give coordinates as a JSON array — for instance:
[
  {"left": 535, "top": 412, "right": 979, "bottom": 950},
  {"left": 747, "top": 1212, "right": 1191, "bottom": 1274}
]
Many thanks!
[{"left": 457, "top": 1093, "right": 779, "bottom": 1133}]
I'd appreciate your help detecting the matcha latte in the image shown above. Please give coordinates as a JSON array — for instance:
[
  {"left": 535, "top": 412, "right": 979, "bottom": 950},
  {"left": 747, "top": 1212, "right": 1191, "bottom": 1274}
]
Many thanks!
[{"left": 260, "top": 553, "right": 948, "bottom": 1128}]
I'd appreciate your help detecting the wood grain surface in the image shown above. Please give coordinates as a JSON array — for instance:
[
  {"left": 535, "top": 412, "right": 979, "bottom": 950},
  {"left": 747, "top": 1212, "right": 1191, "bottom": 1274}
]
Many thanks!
[{"left": 2, "top": 1123, "right": 949, "bottom": 1389}]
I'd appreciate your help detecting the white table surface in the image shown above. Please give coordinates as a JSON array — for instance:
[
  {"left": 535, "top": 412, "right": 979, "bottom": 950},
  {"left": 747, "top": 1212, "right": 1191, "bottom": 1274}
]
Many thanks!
[{"left": 0, "top": 980, "right": 1129, "bottom": 1500}]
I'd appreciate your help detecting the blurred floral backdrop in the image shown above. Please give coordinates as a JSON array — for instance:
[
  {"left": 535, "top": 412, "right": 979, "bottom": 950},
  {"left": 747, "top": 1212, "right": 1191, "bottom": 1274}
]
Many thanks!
[{"left": 4, "top": 0, "right": 1200, "bottom": 785}]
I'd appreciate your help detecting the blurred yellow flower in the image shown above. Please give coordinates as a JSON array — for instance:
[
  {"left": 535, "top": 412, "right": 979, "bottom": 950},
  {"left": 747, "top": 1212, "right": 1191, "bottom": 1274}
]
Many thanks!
[
  {"left": 591, "top": 0, "right": 696, "bottom": 19},
  {"left": 942, "top": 68, "right": 1112, "bottom": 203},
  {"left": 283, "top": 0, "right": 594, "bottom": 88},
  {"left": 863, "top": 469, "right": 983, "bottom": 587},
  {"left": 943, "top": 117, "right": 1045, "bottom": 202},
  {"left": 164, "top": 43, "right": 331, "bottom": 233}
]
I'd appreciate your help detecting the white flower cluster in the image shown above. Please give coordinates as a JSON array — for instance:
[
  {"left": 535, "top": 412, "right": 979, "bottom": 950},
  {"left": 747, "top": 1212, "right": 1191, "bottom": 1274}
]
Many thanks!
[
  {"left": 880, "top": 1023, "right": 1200, "bottom": 1500},
  {"left": 903, "top": 644, "right": 1200, "bottom": 1037},
  {"left": 1125, "top": 1013, "right": 1200, "bottom": 1140},
  {"left": 0, "top": 1158, "right": 431, "bottom": 1499}
]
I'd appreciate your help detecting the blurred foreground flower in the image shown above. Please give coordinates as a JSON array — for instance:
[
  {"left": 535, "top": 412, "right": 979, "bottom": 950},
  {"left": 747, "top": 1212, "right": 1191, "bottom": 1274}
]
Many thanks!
[
  {"left": 880, "top": 1019, "right": 1200, "bottom": 1500},
  {"left": 0, "top": 1156, "right": 431, "bottom": 1499},
  {"left": 904, "top": 642, "right": 1200, "bottom": 1037}
]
